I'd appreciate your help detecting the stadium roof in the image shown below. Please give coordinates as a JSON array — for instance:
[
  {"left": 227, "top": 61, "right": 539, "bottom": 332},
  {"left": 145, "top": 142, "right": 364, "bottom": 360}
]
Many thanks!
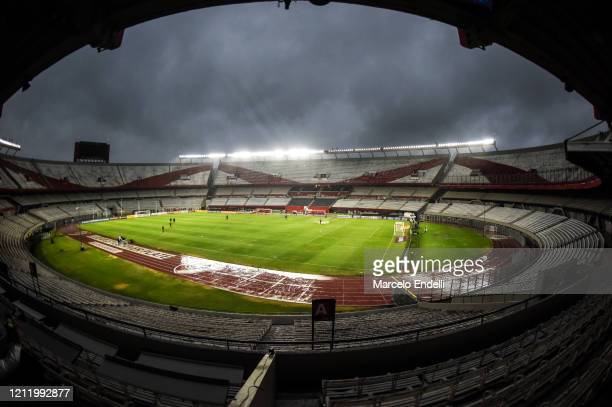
[{"left": 0, "top": 0, "right": 611, "bottom": 123}]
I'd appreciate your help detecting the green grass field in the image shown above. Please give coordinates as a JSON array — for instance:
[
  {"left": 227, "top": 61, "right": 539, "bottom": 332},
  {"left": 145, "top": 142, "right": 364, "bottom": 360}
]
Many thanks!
[
  {"left": 411, "top": 222, "right": 492, "bottom": 260},
  {"left": 35, "top": 235, "right": 311, "bottom": 314},
  {"left": 80, "top": 212, "right": 405, "bottom": 276},
  {"left": 34, "top": 213, "right": 491, "bottom": 313}
]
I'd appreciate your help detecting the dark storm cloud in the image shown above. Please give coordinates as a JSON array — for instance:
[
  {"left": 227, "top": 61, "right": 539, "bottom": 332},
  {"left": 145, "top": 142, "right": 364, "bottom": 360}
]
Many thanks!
[{"left": 0, "top": 3, "right": 595, "bottom": 162}]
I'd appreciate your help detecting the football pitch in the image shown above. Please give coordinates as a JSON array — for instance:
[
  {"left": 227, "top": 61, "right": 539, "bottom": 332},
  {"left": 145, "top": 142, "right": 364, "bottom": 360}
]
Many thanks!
[
  {"left": 80, "top": 212, "right": 406, "bottom": 276},
  {"left": 35, "top": 212, "right": 491, "bottom": 313}
]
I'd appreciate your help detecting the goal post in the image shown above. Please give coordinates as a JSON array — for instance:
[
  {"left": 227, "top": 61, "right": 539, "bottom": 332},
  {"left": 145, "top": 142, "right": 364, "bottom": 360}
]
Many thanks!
[
  {"left": 133, "top": 210, "right": 151, "bottom": 217},
  {"left": 306, "top": 209, "right": 327, "bottom": 216},
  {"left": 394, "top": 221, "right": 410, "bottom": 242}
]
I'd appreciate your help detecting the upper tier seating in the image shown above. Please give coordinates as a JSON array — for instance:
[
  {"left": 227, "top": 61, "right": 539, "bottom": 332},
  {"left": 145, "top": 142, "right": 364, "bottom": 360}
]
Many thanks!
[
  {"left": 0, "top": 168, "right": 19, "bottom": 189},
  {"left": 214, "top": 156, "right": 446, "bottom": 185},
  {"left": 443, "top": 144, "right": 597, "bottom": 186},
  {"left": 0, "top": 155, "right": 213, "bottom": 190}
]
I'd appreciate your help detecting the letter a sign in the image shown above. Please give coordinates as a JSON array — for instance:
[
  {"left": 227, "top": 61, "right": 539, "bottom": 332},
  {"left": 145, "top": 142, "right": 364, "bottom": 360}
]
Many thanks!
[{"left": 312, "top": 298, "right": 336, "bottom": 322}]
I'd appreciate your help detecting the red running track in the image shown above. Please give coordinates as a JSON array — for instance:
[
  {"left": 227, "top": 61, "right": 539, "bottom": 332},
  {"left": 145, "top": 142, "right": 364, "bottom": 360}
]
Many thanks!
[{"left": 67, "top": 231, "right": 393, "bottom": 307}]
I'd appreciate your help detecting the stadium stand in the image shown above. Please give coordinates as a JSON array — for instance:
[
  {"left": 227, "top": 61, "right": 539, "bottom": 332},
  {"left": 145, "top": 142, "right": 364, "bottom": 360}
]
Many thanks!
[
  {"left": 209, "top": 197, "right": 228, "bottom": 208},
  {"left": 225, "top": 197, "right": 249, "bottom": 207},
  {"left": 0, "top": 168, "right": 19, "bottom": 189},
  {"left": 322, "top": 295, "right": 612, "bottom": 406},
  {"left": 0, "top": 145, "right": 609, "bottom": 406},
  {"left": 29, "top": 206, "right": 73, "bottom": 222},
  {"left": 0, "top": 156, "right": 213, "bottom": 190},
  {"left": 424, "top": 202, "right": 451, "bottom": 214},
  {"left": 442, "top": 190, "right": 612, "bottom": 217},
  {"left": 161, "top": 196, "right": 204, "bottom": 210},
  {"left": 215, "top": 156, "right": 446, "bottom": 185},
  {"left": 514, "top": 211, "right": 567, "bottom": 233},
  {"left": 475, "top": 206, "right": 532, "bottom": 224},
  {"left": 442, "top": 144, "right": 599, "bottom": 188},
  {"left": 5, "top": 196, "right": 598, "bottom": 350},
  {"left": 0, "top": 199, "right": 14, "bottom": 213},
  {"left": 244, "top": 197, "right": 269, "bottom": 207},
  {"left": 441, "top": 202, "right": 491, "bottom": 218}
]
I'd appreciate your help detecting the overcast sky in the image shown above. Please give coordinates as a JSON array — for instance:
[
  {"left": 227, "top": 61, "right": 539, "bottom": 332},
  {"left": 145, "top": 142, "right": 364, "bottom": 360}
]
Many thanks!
[{"left": 0, "top": 2, "right": 596, "bottom": 162}]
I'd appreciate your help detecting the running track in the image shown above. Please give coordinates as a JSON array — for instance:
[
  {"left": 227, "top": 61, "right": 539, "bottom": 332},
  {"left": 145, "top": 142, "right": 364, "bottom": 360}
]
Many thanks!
[{"left": 67, "top": 230, "right": 394, "bottom": 307}]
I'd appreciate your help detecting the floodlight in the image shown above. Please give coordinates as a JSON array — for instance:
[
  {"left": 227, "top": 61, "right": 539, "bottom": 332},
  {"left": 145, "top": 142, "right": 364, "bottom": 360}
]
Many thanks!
[{"left": 0, "top": 137, "right": 21, "bottom": 151}]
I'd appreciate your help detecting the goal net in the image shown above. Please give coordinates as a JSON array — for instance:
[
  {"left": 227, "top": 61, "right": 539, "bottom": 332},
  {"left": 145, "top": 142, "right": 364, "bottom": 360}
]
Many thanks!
[
  {"left": 134, "top": 210, "right": 152, "bottom": 217},
  {"left": 306, "top": 209, "right": 327, "bottom": 216}
]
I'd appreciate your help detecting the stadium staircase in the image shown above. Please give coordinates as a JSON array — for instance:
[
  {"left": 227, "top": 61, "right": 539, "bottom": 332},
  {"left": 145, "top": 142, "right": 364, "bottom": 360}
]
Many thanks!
[
  {"left": 205, "top": 165, "right": 218, "bottom": 206},
  {"left": 431, "top": 151, "right": 454, "bottom": 185}
]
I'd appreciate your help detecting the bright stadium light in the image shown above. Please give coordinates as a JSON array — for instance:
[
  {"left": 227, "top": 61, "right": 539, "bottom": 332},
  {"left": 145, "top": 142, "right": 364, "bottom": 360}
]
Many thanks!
[
  {"left": 325, "top": 138, "right": 495, "bottom": 154},
  {"left": 181, "top": 139, "right": 495, "bottom": 159},
  {"left": 229, "top": 151, "right": 256, "bottom": 158},
  {"left": 179, "top": 153, "right": 226, "bottom": 159},
  {"left": 286, "top": 148, "right": 324, "bottom": 157},
  {"left": 228, "top": 148, "right": 323, "bottom": 158},
  {"left": 0, "top": 137, "right": 21, "bottom": 151},
  {"left": 437, "top": 138, "right": 496, "bottom": 148}
]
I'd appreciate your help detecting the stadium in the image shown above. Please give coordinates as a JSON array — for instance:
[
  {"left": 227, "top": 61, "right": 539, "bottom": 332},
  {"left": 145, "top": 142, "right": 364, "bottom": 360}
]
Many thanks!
[{"left": 1, "top": 1, "right": 612, "bottom": 407}]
